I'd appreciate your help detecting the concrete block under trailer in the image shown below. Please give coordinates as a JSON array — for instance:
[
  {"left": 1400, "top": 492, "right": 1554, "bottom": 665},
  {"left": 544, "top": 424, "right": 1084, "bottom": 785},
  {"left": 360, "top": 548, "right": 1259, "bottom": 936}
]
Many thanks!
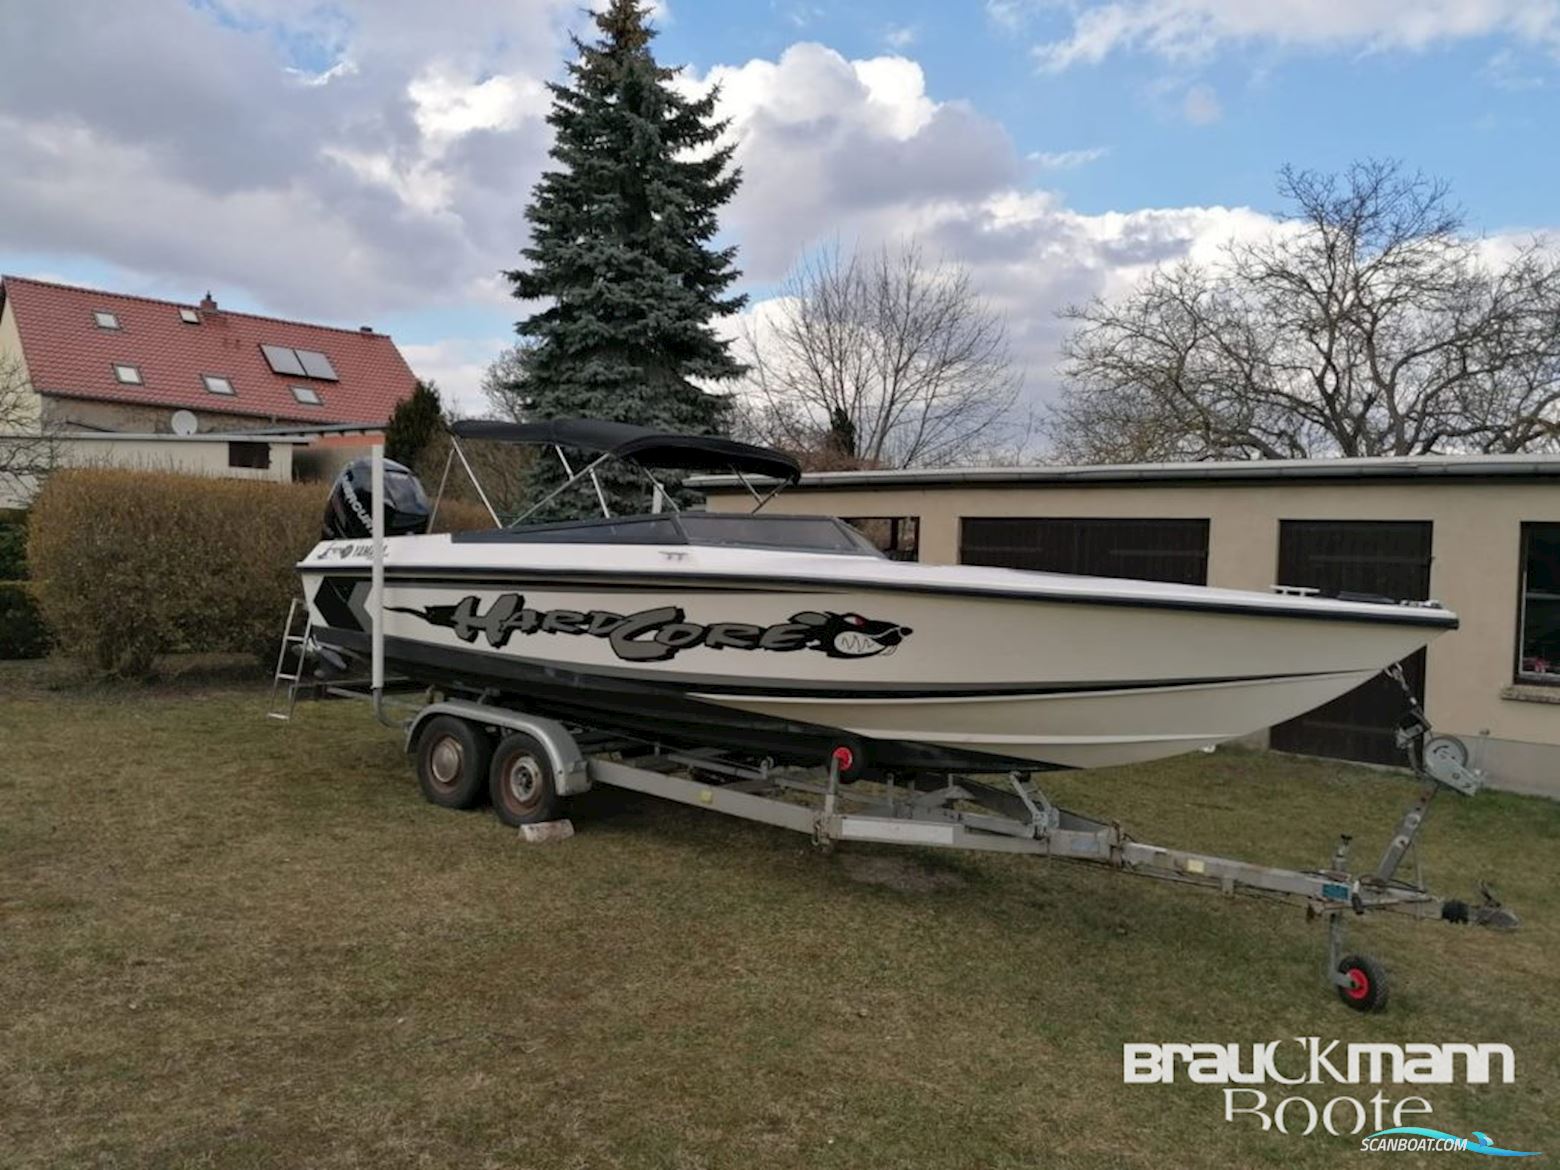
[{"left": 396, "top": 693, "right": 1518, "bottom": 1013}]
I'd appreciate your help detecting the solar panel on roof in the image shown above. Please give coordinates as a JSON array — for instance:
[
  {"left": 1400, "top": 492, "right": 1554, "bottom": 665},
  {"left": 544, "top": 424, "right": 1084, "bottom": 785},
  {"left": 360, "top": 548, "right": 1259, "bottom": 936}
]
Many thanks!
[
  {"left": 295, "top": 349, "right": 338, "bottom": 381},
  {"left": 261, "top": 344, "right": 307, "bottom": 376}
]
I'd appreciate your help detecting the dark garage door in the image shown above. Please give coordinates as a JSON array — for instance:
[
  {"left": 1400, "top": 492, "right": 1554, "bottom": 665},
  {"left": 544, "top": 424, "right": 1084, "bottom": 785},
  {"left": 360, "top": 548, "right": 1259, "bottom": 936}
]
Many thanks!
[
  {"left": 1269, "top": 520, "right": 1432, "bottom": 766},
  {"left": 960, "top": 517, "right": 1209, "bottom": 585}
]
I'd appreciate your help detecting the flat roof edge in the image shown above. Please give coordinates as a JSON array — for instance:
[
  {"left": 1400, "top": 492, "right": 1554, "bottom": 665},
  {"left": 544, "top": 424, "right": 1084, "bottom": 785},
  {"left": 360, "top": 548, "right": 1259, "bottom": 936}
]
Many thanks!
[{"left": 690, "top": 455, "right": 1560, "bottom": 491}]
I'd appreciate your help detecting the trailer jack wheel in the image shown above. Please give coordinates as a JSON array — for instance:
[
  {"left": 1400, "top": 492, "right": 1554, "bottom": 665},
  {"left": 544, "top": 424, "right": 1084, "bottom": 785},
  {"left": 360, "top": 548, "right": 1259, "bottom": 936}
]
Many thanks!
[
  {"left": 1336, "top": 953, "right": 1389, "bottom": 1013},
  {"left": 490, "top": 732, "right": 563, "bottom": 827}
]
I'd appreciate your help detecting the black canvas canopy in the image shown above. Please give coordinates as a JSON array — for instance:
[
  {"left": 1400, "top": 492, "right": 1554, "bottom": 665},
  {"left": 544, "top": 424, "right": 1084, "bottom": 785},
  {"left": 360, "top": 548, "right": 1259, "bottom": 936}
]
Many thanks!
[{"left": 449, "top": 417, "right": 801, "bottom": 483}]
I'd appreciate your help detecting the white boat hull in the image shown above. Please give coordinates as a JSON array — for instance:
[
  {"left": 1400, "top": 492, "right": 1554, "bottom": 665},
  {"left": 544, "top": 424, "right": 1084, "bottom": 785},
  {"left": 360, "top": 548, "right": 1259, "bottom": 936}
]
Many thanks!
[{"left": 298, "top": 535, "right": 1453, "bottom": 773}]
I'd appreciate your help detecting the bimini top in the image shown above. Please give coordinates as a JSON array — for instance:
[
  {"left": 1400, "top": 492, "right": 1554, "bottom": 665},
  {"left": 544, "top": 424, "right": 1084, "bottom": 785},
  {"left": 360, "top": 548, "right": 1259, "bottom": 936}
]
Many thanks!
[{"left": 449, "top": 417, "right": 801, "bottom": 483}]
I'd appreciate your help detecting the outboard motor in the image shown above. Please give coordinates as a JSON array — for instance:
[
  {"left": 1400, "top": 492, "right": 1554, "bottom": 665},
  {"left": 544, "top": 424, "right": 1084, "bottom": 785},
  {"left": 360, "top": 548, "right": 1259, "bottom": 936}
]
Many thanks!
[{"left": 321, "top": 457, "right": 432, "bottom": 540}]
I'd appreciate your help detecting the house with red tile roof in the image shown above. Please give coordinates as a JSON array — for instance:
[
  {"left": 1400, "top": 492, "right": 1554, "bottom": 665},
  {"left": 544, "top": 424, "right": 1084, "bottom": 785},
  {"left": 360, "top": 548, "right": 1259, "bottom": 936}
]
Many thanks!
[
  {"left": 0, "top": 275, "right": 417, "bottom": 432},
  {"left": 0, "top": 275, "right": 420, "bottom": 506}
]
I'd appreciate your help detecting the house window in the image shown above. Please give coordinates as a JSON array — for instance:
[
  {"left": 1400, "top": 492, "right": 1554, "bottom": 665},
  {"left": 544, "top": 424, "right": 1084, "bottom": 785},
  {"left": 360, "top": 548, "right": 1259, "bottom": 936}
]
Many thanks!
[
  {"left": 94, "top": 310, "right": 121, "bottom": 329},
  {"left": 228, "top": 441, "right": 271, "bottom": 470},
  {"left": 113, "top": 363, "right": 143, "bottom": 384},
  {"left": 843, "top": 516, "right": 919, "bottom": 562},
  {"left": 261, "top": 344, "right": 338, "bottom": 380},
  {"left": 179, "top": 307, "right": 200, "bottom": 324},
  {"left": 202, "top": 374, "right": 235, "bottom": 396},
  {"left": 1517, "top": 524, "right": 1560, "bottom": 682},
  {"left": 290, "top": 385, "right": 322, "bottom": 406}
]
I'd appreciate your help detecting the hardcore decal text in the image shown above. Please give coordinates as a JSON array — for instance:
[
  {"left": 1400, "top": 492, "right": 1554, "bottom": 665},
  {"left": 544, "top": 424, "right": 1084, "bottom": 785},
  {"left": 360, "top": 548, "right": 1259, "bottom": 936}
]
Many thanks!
[{"left": 388, "top": 593, "right": 913, "bottom": 663}]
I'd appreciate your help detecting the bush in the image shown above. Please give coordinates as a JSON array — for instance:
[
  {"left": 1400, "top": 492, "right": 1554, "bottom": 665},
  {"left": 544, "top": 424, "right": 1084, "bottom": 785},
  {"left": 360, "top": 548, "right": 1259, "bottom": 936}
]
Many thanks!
[
  {"left": 0, "top": 580, "right": 50, "bottom": 659},
  {"left": 27, "top": 469, "right": 492, "bottom": 678},
  {"left": 0, "top": 509, "right": 27, "bottom": 579}
]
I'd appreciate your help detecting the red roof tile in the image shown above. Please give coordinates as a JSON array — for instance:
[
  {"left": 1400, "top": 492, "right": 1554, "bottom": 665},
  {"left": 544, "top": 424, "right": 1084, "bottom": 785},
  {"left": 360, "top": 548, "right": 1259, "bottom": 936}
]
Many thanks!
[{"left": 2, "top": 275, "right": 418, "bottom": 425}]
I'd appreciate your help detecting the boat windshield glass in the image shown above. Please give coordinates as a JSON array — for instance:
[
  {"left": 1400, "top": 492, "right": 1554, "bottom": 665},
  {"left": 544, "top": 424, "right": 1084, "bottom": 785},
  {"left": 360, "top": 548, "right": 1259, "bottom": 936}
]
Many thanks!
[
  {"left": 455, "top": 512, "right": 882, "bottom": 555},
  {"left": 676, "top": 513, "right": 878, "bottom": 553}
]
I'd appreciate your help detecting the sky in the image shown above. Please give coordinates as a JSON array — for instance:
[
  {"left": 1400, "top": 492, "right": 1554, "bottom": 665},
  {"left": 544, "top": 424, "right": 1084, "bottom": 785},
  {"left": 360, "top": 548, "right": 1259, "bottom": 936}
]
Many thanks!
[{"left": 1, "top": 0, "right": 1556, "bottom": 418}]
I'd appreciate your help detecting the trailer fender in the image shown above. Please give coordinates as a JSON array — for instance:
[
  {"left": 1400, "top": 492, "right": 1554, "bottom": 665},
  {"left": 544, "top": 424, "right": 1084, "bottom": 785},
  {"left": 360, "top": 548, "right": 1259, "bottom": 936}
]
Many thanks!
[{"left": 404, "top": 699, "right": 592, "bottom": 796}]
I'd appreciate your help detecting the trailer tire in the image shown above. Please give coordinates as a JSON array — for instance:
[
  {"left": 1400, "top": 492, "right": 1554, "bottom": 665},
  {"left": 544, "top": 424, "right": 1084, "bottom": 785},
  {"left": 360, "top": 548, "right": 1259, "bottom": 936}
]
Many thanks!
[
  {"left": 415, "top": 716, "right": 492, "bottom": 810},
  {"left": 490, "top": 732, "right": 563, "bottom": 827},
  {"left": 1336, "top": 953, "right": 1388, "bottom": 1012}
]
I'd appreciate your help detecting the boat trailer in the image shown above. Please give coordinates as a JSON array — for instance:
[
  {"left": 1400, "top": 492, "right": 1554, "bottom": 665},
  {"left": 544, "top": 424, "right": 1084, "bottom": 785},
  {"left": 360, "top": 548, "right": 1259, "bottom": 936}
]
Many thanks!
[{"left": 380, "top": 670, "right": 1514, "bottom": 1013}]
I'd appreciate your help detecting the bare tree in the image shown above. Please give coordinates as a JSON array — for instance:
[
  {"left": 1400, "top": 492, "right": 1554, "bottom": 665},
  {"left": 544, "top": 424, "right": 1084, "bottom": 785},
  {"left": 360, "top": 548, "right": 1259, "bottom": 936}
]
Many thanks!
[
  {"left": 0, "top": 357, "right": 59, "bottom": 504},
  {"left": 742, "top": 240, "right": 1024, "bottom": 468},
  {"left": 1048, "top": 160, "right": 1560, "bottom": 462},
  {"left": 481, "top": 342, "right": 533, "bottom": 423}
]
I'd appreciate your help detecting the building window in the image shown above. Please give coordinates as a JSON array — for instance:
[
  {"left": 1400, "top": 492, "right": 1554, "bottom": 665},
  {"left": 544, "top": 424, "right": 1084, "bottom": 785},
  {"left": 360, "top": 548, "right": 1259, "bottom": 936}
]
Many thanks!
[
  {"left": 94, "top": 310, "right": 121, "bottom": 329},
  {"left": 960, "top": 517, "right": 1210, "bottom": 585},
  {"left": 843, "top": 516, "right": 919, "bottom": 562},
  {"left": 228, "top": 441, "right": 271, "bottom": 470},
  {"left": 179, "top": 307, "right": 200, "bottom": 324},
  {"left": 290, "top": 384, "right": 322, "bottom": 406},
  {"left": 113, "top": 363, "right": 143, "bottom": 384},
  {"left": 261, "top": 344, "right": 338, "bottom": 380},
  {"left": 1517, "top": 524, "right": 1560, "bottom": 682},
  {"left": 202, "top": 374, "right": 235, "bottom": 396}
]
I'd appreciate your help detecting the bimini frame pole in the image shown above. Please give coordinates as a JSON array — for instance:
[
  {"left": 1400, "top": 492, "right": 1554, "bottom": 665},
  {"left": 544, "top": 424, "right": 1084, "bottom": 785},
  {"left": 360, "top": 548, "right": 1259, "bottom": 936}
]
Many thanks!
[
  {"left": 731, "top": 467, "right": 788, "bottom": 513},
  {"left": 511, "top": 450, "right": 615, "bottom": 525},
  {"left": 449, "top": 434, "right": 502, "bottom": 527}
]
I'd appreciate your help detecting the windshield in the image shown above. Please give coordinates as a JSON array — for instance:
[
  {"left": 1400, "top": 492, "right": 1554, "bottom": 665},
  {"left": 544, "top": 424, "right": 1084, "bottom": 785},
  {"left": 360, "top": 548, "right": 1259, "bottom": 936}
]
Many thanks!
[
  {"left": 454, "top": 512, "right": 884, "bottom": 555},
  {"left": 677, "top": 513, "right": 880, "bottom": 554}
]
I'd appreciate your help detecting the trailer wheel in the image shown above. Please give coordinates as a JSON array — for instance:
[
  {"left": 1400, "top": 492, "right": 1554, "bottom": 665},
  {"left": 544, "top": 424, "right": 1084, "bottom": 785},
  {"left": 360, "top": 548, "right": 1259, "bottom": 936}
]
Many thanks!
[
  {"left": 415, "top": 716, "right": 492, "bottom": 810},
  {"left": 490, "top": 732, "right": 563, "bottom": 827},
  {"left": 1336, "top": 953, "right": 1389, "bottom": 1012}
]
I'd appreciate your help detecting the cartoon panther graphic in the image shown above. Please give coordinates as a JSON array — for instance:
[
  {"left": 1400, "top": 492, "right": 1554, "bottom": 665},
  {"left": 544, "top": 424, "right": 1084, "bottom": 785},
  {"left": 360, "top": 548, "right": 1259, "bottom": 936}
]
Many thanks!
[{"left": 788, "top": 611, "right": 913, "bottom": 658}]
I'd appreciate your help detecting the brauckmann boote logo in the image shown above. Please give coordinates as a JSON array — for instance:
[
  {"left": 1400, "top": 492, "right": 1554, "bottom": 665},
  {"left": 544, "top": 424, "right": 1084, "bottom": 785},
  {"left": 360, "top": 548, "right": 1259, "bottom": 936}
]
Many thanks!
[
  {"left": 1123, "top": 1040, "right": 1541, "bottom": 1155},
  {"left": 389, "top": 593, "right": 913, "bottom": 663}
]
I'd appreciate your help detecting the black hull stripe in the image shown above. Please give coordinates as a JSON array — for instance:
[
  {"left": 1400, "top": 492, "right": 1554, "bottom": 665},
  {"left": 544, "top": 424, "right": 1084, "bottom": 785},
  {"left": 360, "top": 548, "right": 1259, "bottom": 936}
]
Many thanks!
[
  {"left": 299, "top": 564, "right": 1458, "bottom": 629},
  {"left": 307, "top": 607, "right": 1342, "bottom": 698},
  {"left": 316, "top": 628, "right": 1068, "bottom": 774}
]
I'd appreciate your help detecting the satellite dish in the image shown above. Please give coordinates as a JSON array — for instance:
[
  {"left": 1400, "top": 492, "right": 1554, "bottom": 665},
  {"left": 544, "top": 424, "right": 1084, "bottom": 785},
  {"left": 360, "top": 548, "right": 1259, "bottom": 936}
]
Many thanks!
[{"left": 170, "top": 410, "right": 198, "bottom": 436}]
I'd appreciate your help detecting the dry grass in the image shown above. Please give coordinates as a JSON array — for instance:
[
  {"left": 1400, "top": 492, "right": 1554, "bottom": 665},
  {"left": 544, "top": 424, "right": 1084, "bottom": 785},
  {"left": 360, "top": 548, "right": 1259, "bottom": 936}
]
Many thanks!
[{"left": 2, "top": 658, "right": 1556, "bottom": 1169}]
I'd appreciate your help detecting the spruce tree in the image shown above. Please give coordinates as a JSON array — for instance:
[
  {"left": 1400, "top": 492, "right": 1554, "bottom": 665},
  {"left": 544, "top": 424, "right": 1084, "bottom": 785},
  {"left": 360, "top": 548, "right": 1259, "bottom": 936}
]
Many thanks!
[
  {"left": 384, "top": 380, "right": 445, "bottom": 474},
  {"left": 507, "top": 0, "right": 746, "bottom": 517}
]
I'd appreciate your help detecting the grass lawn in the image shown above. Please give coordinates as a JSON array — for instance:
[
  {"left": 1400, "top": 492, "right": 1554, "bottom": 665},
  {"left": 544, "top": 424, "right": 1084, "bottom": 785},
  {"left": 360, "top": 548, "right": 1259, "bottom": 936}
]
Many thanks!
[{"left": 2, "top": 658, "right": 1557, "bottom": 1168}]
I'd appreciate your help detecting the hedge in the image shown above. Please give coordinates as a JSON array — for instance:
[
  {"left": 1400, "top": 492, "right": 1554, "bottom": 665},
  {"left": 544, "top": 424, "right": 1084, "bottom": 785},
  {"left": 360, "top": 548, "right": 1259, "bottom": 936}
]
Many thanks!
[{"left": 27, "top": 469, "right": 491, "bottom": 678}]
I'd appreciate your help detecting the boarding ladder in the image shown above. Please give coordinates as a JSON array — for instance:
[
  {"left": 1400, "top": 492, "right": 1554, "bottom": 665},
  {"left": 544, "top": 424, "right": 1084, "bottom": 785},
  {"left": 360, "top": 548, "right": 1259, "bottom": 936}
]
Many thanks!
[{"left": 267, "top": 597, "right": 313, "bottom": 721}]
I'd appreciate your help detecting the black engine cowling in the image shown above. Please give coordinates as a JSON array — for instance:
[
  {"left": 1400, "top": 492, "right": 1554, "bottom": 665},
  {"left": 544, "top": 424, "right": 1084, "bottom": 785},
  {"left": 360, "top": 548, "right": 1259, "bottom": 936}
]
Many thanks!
[{"left": 321, "top": 457, "right": 432, "bottom": 540}]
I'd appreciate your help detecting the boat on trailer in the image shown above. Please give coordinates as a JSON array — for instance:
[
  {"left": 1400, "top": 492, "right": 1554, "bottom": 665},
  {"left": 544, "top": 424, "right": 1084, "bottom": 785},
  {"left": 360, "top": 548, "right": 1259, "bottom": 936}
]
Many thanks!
[
  {"left": 272, "top": 427, "right": 1516, "bottom": 1011},
  {"left": 296, "top": 417, "right": 1458, "bottom": 777}
]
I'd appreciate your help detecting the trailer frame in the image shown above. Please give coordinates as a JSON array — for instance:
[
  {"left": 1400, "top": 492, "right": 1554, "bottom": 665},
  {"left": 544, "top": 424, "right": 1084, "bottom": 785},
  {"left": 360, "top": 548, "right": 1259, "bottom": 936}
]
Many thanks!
[{"left": 393, "top": 689, "right": 1516, "bottom": 1012}]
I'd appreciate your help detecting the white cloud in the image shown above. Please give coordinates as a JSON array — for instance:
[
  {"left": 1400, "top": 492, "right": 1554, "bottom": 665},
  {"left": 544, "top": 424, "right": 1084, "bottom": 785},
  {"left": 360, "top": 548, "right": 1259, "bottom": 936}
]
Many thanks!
[
  {"left": 408, "top": 65, "right": 551, "bottom": 142},
  {"left": 399, "top": 337, "right": 513, "bottom": 417},
  {"left": 884, "top": 24, "right": 918, "bottom": 49},
  {"left": 1027, "top": 0, "right": 1560, "bottom": 70},
  {"left": 0, "top": 0, "right": 573, "bottom": 320},
  {"left": 1029, "top": 146, "right": 1111, "bottom": 169},
  {"left": 1181, "top": 82, "right": 1222, "bottom": 124},
  {"left": 687, "top": 45, "right": 1019, "bottom": 278}
]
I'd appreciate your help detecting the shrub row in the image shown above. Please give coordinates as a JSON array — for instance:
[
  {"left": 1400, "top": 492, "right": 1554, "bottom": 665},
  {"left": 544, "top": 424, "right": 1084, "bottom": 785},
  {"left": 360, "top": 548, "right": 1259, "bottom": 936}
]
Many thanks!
[{"left": 26, "top": 469, "right": 491, "bottom": 678}]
